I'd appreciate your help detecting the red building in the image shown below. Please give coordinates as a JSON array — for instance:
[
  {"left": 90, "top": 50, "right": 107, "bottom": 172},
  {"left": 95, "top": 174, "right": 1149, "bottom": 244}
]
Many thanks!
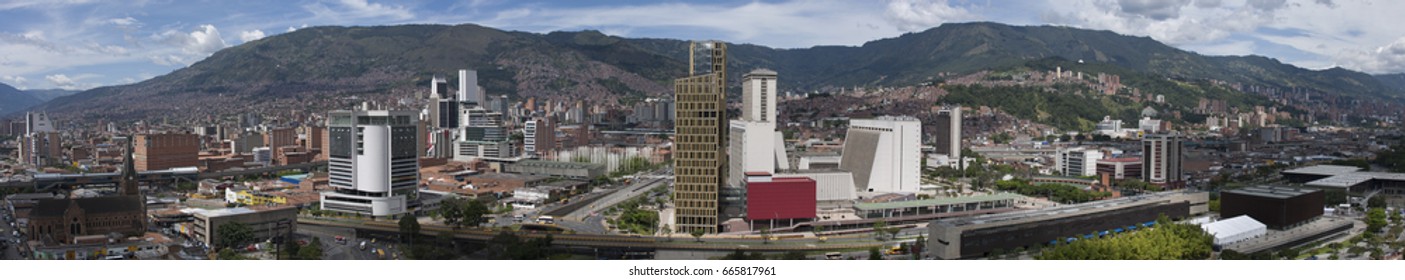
[
  {"left": 745, "top": 172, "right": 816, "bottom": 229},
  {"left": 135, "top": 133, "right": 199, "bottom": 171}
]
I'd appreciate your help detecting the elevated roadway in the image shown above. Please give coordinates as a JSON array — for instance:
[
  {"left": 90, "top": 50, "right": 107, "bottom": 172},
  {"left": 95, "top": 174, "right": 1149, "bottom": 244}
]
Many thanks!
[{"left": 298, "top": 217, "right": 890, "bottom": 252}]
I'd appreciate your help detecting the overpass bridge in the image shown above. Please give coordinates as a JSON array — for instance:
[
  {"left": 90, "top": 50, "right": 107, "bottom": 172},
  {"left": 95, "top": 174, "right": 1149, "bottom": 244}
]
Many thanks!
[{"left": 298, "top": 217, "right": 890, "bottom": 252}]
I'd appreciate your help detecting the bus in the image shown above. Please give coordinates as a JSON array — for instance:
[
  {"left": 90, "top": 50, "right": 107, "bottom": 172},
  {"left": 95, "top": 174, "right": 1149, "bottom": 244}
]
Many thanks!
[{"left": 537, "top": 215, "right": 555, "bottom": 224}]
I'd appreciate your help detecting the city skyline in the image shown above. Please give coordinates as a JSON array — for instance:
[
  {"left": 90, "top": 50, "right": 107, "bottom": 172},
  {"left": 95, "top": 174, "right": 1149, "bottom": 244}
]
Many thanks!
[{"left": 4, "top": 0, "right": 1405, "bottom": 91}]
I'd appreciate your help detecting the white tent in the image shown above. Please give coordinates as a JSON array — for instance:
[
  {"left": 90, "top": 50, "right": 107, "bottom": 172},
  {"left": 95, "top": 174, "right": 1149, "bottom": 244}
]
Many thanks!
[{"left": 1201, "top": 215, "right": 1267, "bottom": 246}]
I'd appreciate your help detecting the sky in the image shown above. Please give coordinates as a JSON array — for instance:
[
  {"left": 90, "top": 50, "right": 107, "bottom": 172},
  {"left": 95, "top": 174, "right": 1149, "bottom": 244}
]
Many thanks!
[{"left": 2, "top": 0, "right": 1405, "bottom": 91}]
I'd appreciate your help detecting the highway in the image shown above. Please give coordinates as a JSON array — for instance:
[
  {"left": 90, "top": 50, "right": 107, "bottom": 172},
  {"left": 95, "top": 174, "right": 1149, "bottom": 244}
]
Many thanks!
[{"left": 546, "top": 167, "right": 672, "bottom": 220}]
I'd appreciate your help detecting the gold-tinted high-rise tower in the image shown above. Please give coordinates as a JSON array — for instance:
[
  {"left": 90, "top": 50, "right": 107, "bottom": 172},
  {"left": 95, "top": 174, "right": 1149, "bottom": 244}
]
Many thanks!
[{"left": 674, "top": 41, "right": 727, "bottom": 234}]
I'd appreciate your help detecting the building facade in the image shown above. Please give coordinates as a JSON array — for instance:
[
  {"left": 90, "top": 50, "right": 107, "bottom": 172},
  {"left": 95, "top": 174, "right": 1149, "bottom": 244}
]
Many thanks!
[
  {"left": 673, "top": 40, "right": 727, "bottom": 234},
  {"left": 503, "top": 160, "right": 604, "bottom": 180},
  {"left": 27, "top": 196, "right": 146, "bottom": 245},
  {"left": 191, "top": 206, "right": 297, "bottom": 248},
  {"left": 524, "top": 117, "right": 555, "bottom": 158},
  {"left": 840, "top": 116, "right": 921, "bottom": 193},
  {"left": 927, "top": 191, "right": 1209, "bottom": 259},
  {"left": 1221, "top": 186, "right": 1324, "bottom": 230},
  {"left": 320, "top": 105, "right": 420, "bottom": 217},
  {"left": 1141, "top": 133, "right": 1183, "bottom": 187},
  {"left": 1055, "top": 147, "right": 1104, "bottom": 177},
  {"left": 744, "top": 173, "right": 816, "bottom": 229},
  {"left": 933, "top": 105, "right": 962, "bottom": 167},
  {"left": 1096, "top": 157, "right": 1143, "bottom": 185},
  {"left": 134, "top": 133, "right": 199, "bottom": 171}
]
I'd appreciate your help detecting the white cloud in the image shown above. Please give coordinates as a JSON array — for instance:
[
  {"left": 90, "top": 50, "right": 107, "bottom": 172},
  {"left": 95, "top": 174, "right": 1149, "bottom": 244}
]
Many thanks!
[
  {"left": 45, "top": 74, "right": 77, "bottom": 90},
  {"left": 884, "top": 0, "right": 977, "bottom": 32},
  {"left": 149, "top": 24, "right": 229, "bottom": 65},
  {"left": 0, "top": 0, "right": 93, "bottom": 11},
  {"left": 1337, "top": 37, "right": 1405, "bottom": 74},
  {"left": 186, "top": 25, "right": 228, "bottom": 54},
  {"left": 2, "top": 75, "right": 28, "bottom": 88},
  {"left": 239, "top": 29, "right": 266, "bottom": 43},
  {"left": 479, "top": 0, "right": 911, "bottom": 48},
  {"left": 43, "top": 73, "right": 102, "bottom": 90},
  {"left": 148, "top": 54, "right": 189, "bottom": 66},
  {"left": 109, "top": 17, "right": 137, "bottom": 27},
  {"left": 303, "top": 0, "right": 415, "bottom": 23},
  {"left": 1115, "top": 0, "right": 1193, "bottom": 20}
]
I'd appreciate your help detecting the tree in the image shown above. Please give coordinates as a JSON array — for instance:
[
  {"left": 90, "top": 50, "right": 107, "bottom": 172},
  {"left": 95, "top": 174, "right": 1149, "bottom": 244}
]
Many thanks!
[
  {"left": 912, "top": 235, "right": 926, "bottom": 260},
  {"left": 461, "top": 199, "right": 489, "bottom": 227},
  {"left": 439, "top": 198, "right": 464, "bottom": 228},
  {"left": 215, "top": 222, "right": 254, "bottom": 249},
  {"left": 217, "top": 248, "right": 248, "bottom": 260},
  {"left": 279, "top": 238, "right": 303, "bottom": 260},
  {"left": 691, "top": 228, "right": 705, "bottom": 243},
  {"left": 759, "top": 227, "right": 772, "bottom": 244},
  {"left": 399, "top": 214, "right": 421, "bottom": 245},
  {"left": 782, "top": 251, "right": 809, "bottom": 260},
  {"left": 812, "top": 225, "right": 825, "bottom": 242},
  {"left": 297, "top": 237, "right": 324, "bottom": 260},
  {"left": 1367, "top": 208, "right": 1388, "bottom": 233},
  {"left": 659, "top": 225, "right": 673, "bottom": 242},
  {"left": 1367, "top": 196, "right": 1387, "bottom": 208},
  {"left": 868, "top": 247, "right": 883, "bottom": 260},
  {"left": 885, "top": 225, "right": 902, "bottom": 240},
  {"left": 872, "top": 220, "right": 888, "bottom": 240}
]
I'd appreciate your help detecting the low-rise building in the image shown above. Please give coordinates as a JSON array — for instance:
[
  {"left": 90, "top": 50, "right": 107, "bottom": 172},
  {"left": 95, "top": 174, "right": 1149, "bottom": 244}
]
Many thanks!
[
  {"left": 503, "top": 160, "right": 605, "bottom": 180},
  {"left": 189, "top": 206, "right": 298, "bottom": 248}
]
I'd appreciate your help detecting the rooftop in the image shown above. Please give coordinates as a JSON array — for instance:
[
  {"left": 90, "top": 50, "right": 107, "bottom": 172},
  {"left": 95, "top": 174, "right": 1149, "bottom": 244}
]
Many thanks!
[
  {"left": 1098, "top": 157, "right": 1142, "bottom": 163},
  {"left": 1281, "top": 165, "right": 1362, "bottom": 176},
  {"left": 933, "top": 191, "right": 1204, "bottom": 228},
  {"left": 512, "top": 160, "right": 604, "bottom": 170},
  {"left": 854, "top": 193, "right": 1023, "bottom": 211},
  {"left": 1224, "top": 186, "right": 1319, "bottom": 199}
]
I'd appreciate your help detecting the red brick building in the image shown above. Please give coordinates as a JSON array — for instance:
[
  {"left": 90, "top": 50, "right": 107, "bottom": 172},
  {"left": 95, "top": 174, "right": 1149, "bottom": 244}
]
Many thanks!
[{"left": 134, "top": 133, "right": 198, "bottom": 171}]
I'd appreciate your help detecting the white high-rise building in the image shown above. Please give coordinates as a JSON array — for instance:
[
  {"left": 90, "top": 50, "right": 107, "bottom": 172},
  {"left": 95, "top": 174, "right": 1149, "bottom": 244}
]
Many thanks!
[
  {"left": 741, "top": 69, "right": 777, "bottom": 125},
  {"left": 321, "top": 103, "right": 420, "bottom": 217},
  {"left": 458, "top": 69, "right": 482, "bottom": 106},
  {"left": 840, "top": 116, "right": 921, "bottom": 193},
  {"left": 1055, "top": 147, "right": 1104, "bottom": 177},
  {"left": 722, "top": 69, "right": 790, "bottom": 220},
  {"left": 727, "top": 69, "right": 790, "bottom": 190}
]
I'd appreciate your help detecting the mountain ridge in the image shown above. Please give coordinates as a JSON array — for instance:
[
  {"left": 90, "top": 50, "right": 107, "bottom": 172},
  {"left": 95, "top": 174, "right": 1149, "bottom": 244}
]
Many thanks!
[{"left": 29, "top": 21, "right": 1403, "bottom": 122}]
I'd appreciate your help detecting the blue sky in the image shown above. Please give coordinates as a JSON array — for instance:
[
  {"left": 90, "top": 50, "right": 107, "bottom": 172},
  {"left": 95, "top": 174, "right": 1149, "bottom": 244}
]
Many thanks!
[{"left": 3, "top": 0, "right": 1405, "bottom": 90}]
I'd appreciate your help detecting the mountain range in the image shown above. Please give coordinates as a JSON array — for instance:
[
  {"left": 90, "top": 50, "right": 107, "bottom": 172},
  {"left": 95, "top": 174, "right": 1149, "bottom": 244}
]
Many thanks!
[
  {"left": 25, "top": 22, "right": 1405, "bottom": 121},
  {"left": 0, "top": 83, "right": 78, "bottom": 116}
]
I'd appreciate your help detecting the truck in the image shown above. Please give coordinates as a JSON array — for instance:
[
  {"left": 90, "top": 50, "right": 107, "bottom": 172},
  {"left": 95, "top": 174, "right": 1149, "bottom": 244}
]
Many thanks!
[{"left": 376, "top": 249, "right": 386, "bottom": 259}]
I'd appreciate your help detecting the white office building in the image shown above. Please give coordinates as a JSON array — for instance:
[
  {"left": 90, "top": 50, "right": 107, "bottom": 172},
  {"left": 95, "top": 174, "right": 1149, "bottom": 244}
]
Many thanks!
[
  {"left": 840, "top": 116, "right": 921, "bottom": 193},
  {"left": 1055, "top": 147, "right": 1104, "bottom": 177},
  {"left": 321, "top": 103, "right": 420, "bottom": 217},
  {"left": 726, "top": 69, "right": 790, "bottom": 188}
]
